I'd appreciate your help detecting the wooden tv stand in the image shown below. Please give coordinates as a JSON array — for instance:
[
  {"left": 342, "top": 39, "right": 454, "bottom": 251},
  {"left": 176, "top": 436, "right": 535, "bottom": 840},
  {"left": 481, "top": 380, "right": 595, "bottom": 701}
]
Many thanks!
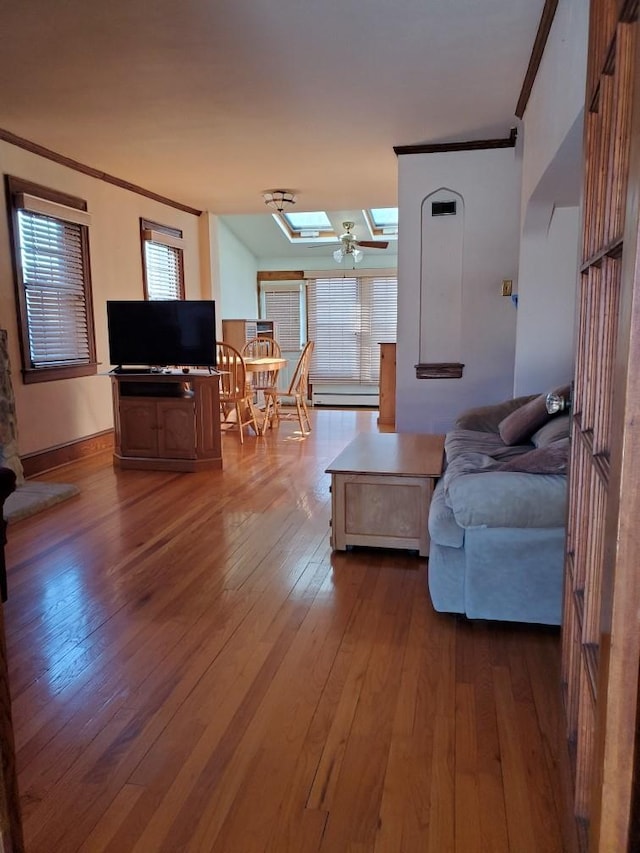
[{"left": 110, "top": 370, "right": 222, "bottom": 472}]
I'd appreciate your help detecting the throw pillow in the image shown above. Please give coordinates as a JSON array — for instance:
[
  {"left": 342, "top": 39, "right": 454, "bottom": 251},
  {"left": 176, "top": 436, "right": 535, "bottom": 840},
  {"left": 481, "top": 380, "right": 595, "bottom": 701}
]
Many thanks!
[
  {"left": 455, "top": 394, "right": 538, "bottom": 433},
  {"left": 495, "top": 438, "right": 570, "bottom": 474},
  {"left": 498, "top": 394, "right": 548, "bottom": 445},
  {"left": 531, "top": 413, "right": 571, "bottom": 447},
  {"left": 498, "top": 384, "right": 570, "bottom": 446}
]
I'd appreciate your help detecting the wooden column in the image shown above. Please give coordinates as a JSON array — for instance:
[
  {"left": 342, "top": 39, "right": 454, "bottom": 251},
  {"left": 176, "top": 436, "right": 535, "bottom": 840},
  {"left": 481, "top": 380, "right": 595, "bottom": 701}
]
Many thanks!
[{"left": 377, "top": 342, "right": 396, "bottom": 428}]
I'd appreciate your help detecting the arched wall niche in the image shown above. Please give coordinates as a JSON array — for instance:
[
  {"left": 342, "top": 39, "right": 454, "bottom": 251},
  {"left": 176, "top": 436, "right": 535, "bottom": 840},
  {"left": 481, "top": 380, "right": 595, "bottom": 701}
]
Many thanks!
[{"left": 419, "top": 188, "right": 464, "bottom": 364}]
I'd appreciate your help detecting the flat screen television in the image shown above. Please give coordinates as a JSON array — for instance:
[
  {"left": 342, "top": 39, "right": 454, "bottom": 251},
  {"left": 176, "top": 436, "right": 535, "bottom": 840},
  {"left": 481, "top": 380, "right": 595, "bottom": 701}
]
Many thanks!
[{"left": 107, "top": 300, "right": 216, "bottom": 369}]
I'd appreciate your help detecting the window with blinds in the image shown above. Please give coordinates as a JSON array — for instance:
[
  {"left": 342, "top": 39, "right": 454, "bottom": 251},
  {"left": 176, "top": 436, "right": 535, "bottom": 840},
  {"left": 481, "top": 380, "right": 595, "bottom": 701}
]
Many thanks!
[
  {"left": 7, "top": 176, "right": 97, "bottom": 383},
  {"left": 140, "top": 219, "right": 185, "bottom": 300},
  {"left": 263, "top": 288, "right": 302, "bottom": 351},
  {"left": 307, "top": 274, "right": 397, "bottom": 383}
]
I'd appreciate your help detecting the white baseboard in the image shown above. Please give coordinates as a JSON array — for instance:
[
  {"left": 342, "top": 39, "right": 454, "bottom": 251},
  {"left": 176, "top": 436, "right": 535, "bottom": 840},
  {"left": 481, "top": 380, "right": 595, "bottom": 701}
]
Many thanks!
[{"left": 312, "top": 389, "right": 379, "bottom": 407}]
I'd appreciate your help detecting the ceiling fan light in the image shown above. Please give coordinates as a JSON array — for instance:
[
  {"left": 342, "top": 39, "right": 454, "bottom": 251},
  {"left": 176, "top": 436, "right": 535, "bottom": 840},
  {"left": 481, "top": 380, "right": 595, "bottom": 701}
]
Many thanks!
[
  {"left": 353, "top": 248, "right": 363, "bottom": 263},
  {"left": 333, "top": 248, "right": 344, "bottom": 263}
]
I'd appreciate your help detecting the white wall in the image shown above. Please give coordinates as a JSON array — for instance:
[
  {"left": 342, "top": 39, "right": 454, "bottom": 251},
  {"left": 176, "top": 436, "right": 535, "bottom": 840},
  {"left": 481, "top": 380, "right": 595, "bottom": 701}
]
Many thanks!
[
  {"left": 216, "top": 218, "right": 259, "bottom": 318},
  {"left": 520, "top": 0, "right": 589, "bottom": 215},
  {"left": 199, "top": 213, "right": 222, "bottom": 338},
  {"left": 396, "top": 147, "right": 522, "bottom": 433},
  {"left": 0, "top": 141, "right": 203, "bottom": 456},
  {"left": 514, "top": 205, "right": 580, "bottom": 394},
  {"left": 513, "top": 0, "right": 588, "bottom": 395}
]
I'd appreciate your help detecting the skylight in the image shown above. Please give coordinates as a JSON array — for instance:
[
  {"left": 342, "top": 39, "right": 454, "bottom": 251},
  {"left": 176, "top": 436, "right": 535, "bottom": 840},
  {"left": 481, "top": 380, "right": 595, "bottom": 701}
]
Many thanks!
[
  {"left": 369, "top": 208, "right": 398, "bottom": 228},
  {"left": 273, "top": 210, "right": 337, "bottom": 243},
  {"left": 365, "top": 207, "right": 398, "bottom": 238},
  {"left": 284, "top": 211, "right": 333, "bottom": 232}
]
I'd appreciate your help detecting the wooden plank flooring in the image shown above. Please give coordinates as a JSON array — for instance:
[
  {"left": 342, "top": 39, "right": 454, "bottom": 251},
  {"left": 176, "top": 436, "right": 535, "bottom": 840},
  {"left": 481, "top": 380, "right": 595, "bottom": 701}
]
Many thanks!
[{"left": 3, "top": 409, "right": 579, "bottom": 852}]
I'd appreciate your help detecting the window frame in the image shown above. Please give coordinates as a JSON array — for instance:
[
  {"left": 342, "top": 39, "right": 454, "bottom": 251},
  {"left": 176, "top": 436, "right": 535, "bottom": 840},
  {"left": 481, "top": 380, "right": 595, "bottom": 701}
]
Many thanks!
[
  {"left": 6, "top": 175, "right": 97, "bottom": 384},
  {"left": 140, "top": 218, "right": 185, "bottom": 300}
]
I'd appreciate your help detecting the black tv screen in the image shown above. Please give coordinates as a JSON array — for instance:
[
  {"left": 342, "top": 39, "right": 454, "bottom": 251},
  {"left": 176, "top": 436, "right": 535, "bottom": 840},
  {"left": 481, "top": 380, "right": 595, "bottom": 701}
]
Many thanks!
[{"left": 107, "top": 300, "right": 216, "bottom": 368}]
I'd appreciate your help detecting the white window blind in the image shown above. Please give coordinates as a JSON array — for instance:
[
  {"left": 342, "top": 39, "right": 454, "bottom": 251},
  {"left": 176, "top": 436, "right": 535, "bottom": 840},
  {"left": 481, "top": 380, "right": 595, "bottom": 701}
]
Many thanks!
[
  {"left": 263, "top": 289, "right": 301, "bottom": 350},
  {"left": 143, "top": 240, "right": 184, "bottom": 300},
  {"left": 307, "top": 274, "right": 397, "bottom": 383},
  {"left": 18, "top": 210, "right": 91, "bottom": 367}
]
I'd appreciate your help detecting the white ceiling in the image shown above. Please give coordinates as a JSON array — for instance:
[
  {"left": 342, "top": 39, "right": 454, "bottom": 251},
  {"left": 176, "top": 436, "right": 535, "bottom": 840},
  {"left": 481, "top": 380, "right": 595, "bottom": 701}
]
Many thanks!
[{"left": 0, "top": 0, "right": 545, "bottom": 258}]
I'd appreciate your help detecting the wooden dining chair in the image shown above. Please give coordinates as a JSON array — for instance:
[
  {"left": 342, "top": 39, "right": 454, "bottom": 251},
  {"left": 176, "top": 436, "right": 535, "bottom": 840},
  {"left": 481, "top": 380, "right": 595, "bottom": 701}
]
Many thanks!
[
  {"left": 263, "top": 341, "right": 314, "bottom": 435},
  {"left": 241, "top": 336, "right": 282, "bottom": 359},
  {"left": 241, "top": 336, "right": 283, "bottom": 398},
  {"left": 216, "top": 341, "right": 260, "bottom": 443}
]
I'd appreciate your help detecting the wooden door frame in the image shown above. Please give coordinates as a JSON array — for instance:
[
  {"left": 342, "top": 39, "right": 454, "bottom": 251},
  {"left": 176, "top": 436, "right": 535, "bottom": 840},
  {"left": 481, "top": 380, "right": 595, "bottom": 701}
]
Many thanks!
[{"left": 590, "top": 24, "right": 640, "bottom": 846}]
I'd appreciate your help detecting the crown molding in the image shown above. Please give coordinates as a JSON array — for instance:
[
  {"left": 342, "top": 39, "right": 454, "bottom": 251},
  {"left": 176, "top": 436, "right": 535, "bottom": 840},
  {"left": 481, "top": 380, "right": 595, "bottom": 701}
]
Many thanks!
[
  {"left": 0, "top": 128, "right": 202, "bottom": 216},
  {"left": 394, "top": 128, "right": 516, "bottom": 156},
  {"left": 515, "top": 0, "right": 559, "bottom": 119}
]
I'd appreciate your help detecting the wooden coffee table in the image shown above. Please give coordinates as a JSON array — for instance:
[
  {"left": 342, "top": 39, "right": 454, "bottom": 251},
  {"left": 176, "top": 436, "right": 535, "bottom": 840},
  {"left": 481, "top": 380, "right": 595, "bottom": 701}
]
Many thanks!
[{"left": 326, "top": 432, "right": 445, "bottom": 557}]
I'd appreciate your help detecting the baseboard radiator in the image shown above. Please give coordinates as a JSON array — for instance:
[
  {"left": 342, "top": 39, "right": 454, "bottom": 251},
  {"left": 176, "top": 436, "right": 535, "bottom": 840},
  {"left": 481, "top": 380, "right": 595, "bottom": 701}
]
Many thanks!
[{"left": 311, "top": 384, "right": 379, "bottom": 407}]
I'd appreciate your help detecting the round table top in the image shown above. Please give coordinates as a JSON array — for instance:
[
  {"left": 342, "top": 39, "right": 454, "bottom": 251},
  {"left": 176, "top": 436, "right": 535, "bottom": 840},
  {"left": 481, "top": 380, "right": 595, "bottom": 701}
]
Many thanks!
[{"left": 243, "top": 356, "right": 287, "bottom": 371}]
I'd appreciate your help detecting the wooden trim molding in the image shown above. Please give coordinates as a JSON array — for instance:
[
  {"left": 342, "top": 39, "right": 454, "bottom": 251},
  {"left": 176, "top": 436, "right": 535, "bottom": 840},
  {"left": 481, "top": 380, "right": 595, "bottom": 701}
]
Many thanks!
[
  {"left": 21, "top": 430, "right": 115, "bottom": 478},
  {"left": 394, "top": 129, "right": 516, "bottom": 156},
  {"left": 415, "top": 362, "right": 464, "bottom": 379},
  {"left": 0, "top": 128, "right": 202, "bottom": 217},
  {"left": 257, "top": 271, "right": 305, "bottom": 282},
  {"left": 515, "top": 0, "right": 559, "bottom": 119}
]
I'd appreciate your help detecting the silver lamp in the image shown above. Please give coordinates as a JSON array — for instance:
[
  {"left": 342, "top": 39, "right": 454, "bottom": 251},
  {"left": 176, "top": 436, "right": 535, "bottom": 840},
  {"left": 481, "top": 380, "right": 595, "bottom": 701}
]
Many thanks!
[{"left": 545, "top": 390, "right": 570, "bottom": 414}]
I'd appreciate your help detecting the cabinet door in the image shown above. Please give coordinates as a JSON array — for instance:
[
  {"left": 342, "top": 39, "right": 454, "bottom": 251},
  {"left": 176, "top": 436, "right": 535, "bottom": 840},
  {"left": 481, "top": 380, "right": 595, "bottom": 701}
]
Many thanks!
[
  {"left": 119, "top": 400, "right": 158, "bottom": 457},
  {"left": 157, "top": 400, "right": 196, "bottom": 458}
]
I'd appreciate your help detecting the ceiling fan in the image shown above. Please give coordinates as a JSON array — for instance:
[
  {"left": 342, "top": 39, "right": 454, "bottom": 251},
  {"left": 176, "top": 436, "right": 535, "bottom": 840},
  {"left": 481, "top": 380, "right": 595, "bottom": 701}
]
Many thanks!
[
  {"left": 338, "top": 221, "right": 389, "bottom": 251},
  {"left": 332, "top": 221, "right": 389, "bottom": 264}
]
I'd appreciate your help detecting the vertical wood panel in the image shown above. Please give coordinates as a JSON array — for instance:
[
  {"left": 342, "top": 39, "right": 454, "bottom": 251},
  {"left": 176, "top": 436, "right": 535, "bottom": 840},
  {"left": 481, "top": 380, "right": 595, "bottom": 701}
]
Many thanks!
[{"left": 563, "top": 4, "right": 640, "bottom": 850}]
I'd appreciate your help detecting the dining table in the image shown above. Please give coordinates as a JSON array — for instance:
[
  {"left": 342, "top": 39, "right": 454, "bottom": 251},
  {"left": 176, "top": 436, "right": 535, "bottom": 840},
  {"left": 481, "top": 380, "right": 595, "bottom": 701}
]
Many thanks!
[
  {"left": 217, "top": 354, "right": 287, "bottom": 435},
  {"left": 243, "top": 355, "right": 287, "bottom": 375}
]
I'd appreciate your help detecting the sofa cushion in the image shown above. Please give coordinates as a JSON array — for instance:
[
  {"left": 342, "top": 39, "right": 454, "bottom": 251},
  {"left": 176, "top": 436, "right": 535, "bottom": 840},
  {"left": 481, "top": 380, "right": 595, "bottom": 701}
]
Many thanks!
[
  {"left": 494, "top": 439, "right": 569, "bottom": 474},
  {"left": 445, "top": 429, "right": 532, "bottom": 464},
  {"left": 530, "top": 413, "right": 571, "bottom": 447},
  {"left": 498, "top": 385, "right": 570, "bottom": 445},
  {"left": 446, "top": 470, "right": 567, "bottom": 528}
]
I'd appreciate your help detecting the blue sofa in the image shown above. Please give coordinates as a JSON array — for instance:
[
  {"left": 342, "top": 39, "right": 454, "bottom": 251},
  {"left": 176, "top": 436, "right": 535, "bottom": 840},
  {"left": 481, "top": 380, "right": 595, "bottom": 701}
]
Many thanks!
[{"left": 427, "top": 393, "right": 570, "bottom": 625}]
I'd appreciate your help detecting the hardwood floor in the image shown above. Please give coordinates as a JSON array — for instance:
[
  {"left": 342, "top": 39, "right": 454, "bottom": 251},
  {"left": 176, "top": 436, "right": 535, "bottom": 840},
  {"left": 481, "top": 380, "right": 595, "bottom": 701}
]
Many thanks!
[{"left": 4, "top": 409, "right": 578, "bottom": 852}]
